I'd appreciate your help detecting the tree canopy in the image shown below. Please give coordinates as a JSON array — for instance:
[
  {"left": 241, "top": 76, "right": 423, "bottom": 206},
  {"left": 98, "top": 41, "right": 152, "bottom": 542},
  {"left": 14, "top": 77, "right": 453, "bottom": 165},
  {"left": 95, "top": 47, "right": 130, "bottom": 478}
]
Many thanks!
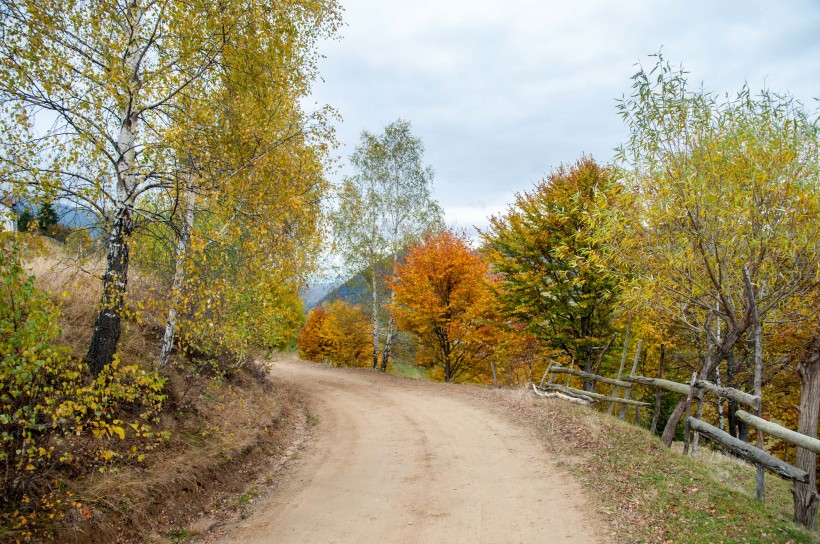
[
  {"left": 390, "top": 229, "right": 503, "bottom": 382},
  {"left": 333, "top": 119, "right": 443, "bottom": 371},
  {"left": 482, "top": 156, "right": 622, "bottom": 369}
]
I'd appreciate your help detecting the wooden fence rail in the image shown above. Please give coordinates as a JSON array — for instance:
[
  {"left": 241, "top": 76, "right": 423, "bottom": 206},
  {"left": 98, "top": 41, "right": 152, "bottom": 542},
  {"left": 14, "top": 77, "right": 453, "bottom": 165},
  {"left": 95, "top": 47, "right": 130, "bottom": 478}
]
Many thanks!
[
  {"left": 688, "top": 418, "right": 809, "bottom": 482},
  {"left": 531, "top": 353, "right": 817, "bottom": 528},
  {"left": 735, "top": 410, "right": 820, "bottom": 455}
]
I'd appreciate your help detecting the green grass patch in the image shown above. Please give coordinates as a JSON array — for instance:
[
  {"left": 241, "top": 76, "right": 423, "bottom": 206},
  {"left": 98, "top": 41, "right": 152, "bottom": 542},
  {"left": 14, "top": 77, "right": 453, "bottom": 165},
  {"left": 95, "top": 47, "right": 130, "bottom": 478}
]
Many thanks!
[
  {"left": 165, "top": 528, "right": 190, "bottom": 542},
  {"left": 388, "top": 360, "right": 429, "bottom": 380},
  {"left": 228, "top": 487, "right": 258, "bottom": 508}
]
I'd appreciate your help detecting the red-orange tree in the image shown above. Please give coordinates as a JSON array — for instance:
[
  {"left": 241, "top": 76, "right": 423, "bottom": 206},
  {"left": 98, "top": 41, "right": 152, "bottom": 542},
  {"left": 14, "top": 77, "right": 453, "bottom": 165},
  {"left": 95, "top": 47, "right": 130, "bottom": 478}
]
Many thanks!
[{"left": 390, "top": 230, "right": 502, "bottom": 382}]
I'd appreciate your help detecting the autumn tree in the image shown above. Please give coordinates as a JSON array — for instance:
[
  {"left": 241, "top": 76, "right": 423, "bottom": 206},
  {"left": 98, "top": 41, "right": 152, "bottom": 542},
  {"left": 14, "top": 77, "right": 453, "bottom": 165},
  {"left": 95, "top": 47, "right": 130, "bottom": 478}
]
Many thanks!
[
  {"left": 152, "top": 45, "right": 335, "bottom": 367},
  {"left": 297, "top": 301, "right": 371, "bottom": 367},
  {"left": 0, "top": 0, "right": 341, "bottom": 374},
  {"left": 333, "top": 119, "right": 442, "bottom": 372},
  {"left": 481, "top": 156, "right": 622, "bottom": 387},
  {"left": 614, "top": 56, "right": 820, "bottom": 453},
  {"left": 297, "top": 306, "right": 328, "bottom": 362},
  {"left": 390, "top": 230, "right": 504, "bottom": 382}
]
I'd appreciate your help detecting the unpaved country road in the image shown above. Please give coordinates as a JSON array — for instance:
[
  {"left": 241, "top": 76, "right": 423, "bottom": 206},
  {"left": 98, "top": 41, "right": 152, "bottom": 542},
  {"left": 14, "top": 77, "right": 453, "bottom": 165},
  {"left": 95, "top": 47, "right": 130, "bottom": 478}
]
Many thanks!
[{"left": 215, "top": 358, "right": 603, "bottom": 544}]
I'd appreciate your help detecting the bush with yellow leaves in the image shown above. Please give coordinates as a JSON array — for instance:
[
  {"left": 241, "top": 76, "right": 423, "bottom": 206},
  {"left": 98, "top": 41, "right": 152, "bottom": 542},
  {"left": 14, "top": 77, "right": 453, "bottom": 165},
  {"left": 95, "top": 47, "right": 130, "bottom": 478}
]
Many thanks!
[{"left": 0, "top": 238, "right": 166, "bottom": 539}]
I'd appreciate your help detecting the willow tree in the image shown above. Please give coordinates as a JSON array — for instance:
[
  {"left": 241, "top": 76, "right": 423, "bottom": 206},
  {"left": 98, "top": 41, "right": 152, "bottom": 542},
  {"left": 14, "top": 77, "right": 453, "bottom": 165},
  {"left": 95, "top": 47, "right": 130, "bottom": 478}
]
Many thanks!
[
  {"left": 482, "top": 156, "right": 622, "bottom": 387},
  {"left": 614, "top": 56, "right": 820, "bottom": 450},
  {"left": 333, "top": 120, "right": 442, "bottom": 372},
  {"left": 0, "top": 0, "right": 341, "bottom": 374}
]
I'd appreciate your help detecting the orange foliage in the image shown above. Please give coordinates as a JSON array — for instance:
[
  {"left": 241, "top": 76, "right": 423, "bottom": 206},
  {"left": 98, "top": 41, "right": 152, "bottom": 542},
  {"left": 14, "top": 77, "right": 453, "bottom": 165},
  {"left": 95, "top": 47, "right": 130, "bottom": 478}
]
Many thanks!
[
  {"left": 390, "top": 230, "right": 511, "bottom": 382},
  {"left": 297, "top": 306, "right": 327, "bottom": 362},
  {"left": 297, "top": 300, "right": 371, "bottom": 367}
]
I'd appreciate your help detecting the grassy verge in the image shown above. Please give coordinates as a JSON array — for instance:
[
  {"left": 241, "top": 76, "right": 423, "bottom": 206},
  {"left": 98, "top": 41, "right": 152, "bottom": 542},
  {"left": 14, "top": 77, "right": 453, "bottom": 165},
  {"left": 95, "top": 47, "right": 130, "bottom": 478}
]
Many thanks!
[
  {"left": 477, "top": 387, "right": 816, "bottom": 544},
  {"left": 388, "top": 360, "right": 429, "bottom": 380}
]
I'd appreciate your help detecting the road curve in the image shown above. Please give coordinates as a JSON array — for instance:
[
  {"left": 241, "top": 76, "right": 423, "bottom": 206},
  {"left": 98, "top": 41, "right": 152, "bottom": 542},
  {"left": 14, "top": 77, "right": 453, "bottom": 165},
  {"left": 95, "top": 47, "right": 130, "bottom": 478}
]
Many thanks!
[{"left": 215, "top": 358, "right": 602, "bottom": 544}]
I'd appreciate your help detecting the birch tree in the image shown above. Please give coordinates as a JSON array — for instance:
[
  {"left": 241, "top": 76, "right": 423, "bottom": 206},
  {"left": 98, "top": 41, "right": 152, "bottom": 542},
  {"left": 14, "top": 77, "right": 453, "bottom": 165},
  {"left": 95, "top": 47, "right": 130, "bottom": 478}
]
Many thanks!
[
  {"left": 333, "top": 119, "right": 442, "bottom": 371},
  {"left": 0, "top": 0, "right": 341, "bottom": 374},
  {"left": 153, "top": 6, "right": 337, "bottom": 368}
]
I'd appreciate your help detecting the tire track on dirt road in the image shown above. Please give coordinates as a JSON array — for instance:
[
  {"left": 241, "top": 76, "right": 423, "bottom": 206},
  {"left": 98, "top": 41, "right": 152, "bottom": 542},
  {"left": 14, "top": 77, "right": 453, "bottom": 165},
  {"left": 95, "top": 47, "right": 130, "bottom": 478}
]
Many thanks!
[{"left": 213, "top": 358, "right": 603, "bottom": 544}]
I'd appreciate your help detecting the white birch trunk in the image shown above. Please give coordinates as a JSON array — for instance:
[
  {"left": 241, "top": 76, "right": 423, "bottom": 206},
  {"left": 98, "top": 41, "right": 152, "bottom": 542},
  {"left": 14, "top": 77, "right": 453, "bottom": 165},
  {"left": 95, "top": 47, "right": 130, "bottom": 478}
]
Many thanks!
[
  {"left": 371, "top": 271, "right": 380, "bottom": 370},
  {"left": 158, "top": 186, "right": 195, "bottom": 369},
  {"left": 85, "top": 0, "right": 143, "bottom": 374}
]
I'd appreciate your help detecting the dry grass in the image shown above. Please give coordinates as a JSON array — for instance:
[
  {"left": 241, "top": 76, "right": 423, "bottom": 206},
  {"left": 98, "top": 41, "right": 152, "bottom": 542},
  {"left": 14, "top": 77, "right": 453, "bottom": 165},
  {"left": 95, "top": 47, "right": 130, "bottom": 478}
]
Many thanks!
[
  {"left": 8, "top": 238, "right": 307, "bottom": 544},
  {"left": 468, "top": 386, "right": 816, "bottom": 544}
]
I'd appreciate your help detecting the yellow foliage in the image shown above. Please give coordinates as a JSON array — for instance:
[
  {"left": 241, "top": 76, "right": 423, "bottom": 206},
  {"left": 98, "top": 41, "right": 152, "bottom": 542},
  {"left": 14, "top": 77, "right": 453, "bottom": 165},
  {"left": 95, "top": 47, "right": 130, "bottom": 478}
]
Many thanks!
[
  {"left": 297, "top": 301, "right": 371, "bottom": 367},
  {"left": 0, "top": 241, "right": 165, "bottom": 535}
]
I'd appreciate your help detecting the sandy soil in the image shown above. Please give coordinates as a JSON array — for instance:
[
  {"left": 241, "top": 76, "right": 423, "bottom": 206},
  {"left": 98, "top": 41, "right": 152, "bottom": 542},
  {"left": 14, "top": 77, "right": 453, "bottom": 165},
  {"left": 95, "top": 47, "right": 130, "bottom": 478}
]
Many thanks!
[{"left": 212, "top": 358, "right": 603, "bottom": 544}]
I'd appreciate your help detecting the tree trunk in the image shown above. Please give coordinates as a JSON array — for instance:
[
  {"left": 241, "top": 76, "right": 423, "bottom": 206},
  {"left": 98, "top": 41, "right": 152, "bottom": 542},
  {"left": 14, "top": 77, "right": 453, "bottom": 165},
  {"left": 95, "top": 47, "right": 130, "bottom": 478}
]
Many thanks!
[
  {"left": 381, "top": 315, "right": 394, "bottom": 372},
  {"left": 86, "top": 0, "right": 141, "bottom": 376},
  {"left": 727, "top": 350, "right": 738, "bottom": 438},
  {"left": 583, "top": 349, "right": 593, "bottom": 392},
  {"left": 662, "top": 398, "right": 688, "bottom": 447},
  {"left": 158, "top": 187, "right": 195, "bottom": 369},
  {"left": 490, "top": 361, "right": 498, "bottom": 387},
  {"left": 651, "top": 344, "right": 665, "bottom": 435},
  {"left": 380, "top": 253, "right": 400, "bottom": 372},
  {"left": 86, "top": 207, "right": 133, "bottom": 375},
  {"left": 793, "top": 334, "right": 820, "bottom": 529},
  {"left": 608, "top": 320, "right": 631, "bottom": 415},
  {"left": 619, "top": 339, "right": 642, "bottom": 420},
  {"left": 371, "top": 272, "right": 380, "bottom": 369}
]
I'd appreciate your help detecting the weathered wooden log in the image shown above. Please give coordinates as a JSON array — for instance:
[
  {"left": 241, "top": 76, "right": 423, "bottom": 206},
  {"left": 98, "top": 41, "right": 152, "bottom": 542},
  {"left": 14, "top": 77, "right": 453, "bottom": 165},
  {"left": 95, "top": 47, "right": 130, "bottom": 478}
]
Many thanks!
[
  {"left": 531, "top": 384, "right": 593, "bottom": 405},
  {"left": 696, "top": 380, "right": 760, "bottom": 410},
  {"left": 622, "top": 376, "right": 693, "bottom": 397},
  {"left": 735, "top": 410, "right": 820, "bottom": 455},
  {"left": 547, "top": 366, "right": 631, "bottom": 388},
  {"left": 543, "top": 384, "right": 650, "bottom": 407},
  {"left": 533, "top": 384, "right": 594, "bottom": 402},
  {"left": 687, "top": 417, "right": 809, "bottom": 482}
]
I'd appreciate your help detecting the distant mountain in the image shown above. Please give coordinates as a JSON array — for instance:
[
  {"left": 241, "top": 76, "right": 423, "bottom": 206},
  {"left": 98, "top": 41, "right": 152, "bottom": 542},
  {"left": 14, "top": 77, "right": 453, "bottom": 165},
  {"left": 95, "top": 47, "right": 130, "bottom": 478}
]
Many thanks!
[
  {"left": 54, "top": 203, "right": 98, "bottom": 229},
  {"left": 315, "top": 256, "right": 398, "bottom": 309},
  {"left": 300, "top": 281, "right": 338, "bottom": 309},
  {"left": 318, "top": 273, "right": 372, "bottom": 307}
]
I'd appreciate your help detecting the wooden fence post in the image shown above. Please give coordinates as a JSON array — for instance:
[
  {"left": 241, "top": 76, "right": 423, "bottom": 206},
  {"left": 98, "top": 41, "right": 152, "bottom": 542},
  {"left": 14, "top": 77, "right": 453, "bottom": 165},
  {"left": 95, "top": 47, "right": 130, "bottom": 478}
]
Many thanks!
[
  {"left": 683, "top": 372, "right": 697, "bottom": 455},
  {"left": 619, "top": 339, "right": 642, "bottom": 421},
  {"left": 744, "top": 265, "right": 765, "bottom": 501},
  {"left": 608, "top": 320, "right": 631, "bottom": 415},
  {"left": 650, "top": 344, "right": 665, "bottom": 435}
]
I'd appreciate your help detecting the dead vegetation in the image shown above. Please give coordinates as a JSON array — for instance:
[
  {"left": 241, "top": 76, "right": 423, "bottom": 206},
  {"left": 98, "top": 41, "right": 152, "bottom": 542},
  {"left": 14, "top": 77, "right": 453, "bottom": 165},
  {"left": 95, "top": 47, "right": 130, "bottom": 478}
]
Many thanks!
[{"left": 2, "top": 240, "right": 307, "bottom": 543}]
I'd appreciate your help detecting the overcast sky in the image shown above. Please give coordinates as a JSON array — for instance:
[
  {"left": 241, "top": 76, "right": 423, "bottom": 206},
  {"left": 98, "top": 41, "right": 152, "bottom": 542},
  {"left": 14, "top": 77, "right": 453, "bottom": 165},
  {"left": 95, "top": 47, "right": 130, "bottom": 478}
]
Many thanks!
[{"left": 307, "top": 0, "right": 820, "bottom": 233}]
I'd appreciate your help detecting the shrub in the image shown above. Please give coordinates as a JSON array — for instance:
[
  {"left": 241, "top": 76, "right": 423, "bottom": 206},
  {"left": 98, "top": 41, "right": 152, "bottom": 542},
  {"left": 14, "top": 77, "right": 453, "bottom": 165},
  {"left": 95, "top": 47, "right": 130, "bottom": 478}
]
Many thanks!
[
  {"left": 297, "top": 301, "right": 371, "bottom": 367},
  {"left": 0, "top": 240, "right": 166, "bottom": 539}
]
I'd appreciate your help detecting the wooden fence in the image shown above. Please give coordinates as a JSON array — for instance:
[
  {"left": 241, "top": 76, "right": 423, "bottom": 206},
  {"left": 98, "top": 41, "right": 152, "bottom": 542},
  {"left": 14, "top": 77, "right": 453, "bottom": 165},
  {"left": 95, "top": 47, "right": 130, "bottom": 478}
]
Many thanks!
[{"left": 532, "top": 363, "right": 820, "bottom": 526}]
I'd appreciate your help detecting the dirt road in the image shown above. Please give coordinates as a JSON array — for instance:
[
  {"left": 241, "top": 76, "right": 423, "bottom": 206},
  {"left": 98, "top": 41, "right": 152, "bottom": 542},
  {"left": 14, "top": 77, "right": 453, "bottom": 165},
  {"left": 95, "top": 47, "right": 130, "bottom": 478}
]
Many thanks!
[{"left": 215, "top": 358, "right": 602, "bottom": 543}]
